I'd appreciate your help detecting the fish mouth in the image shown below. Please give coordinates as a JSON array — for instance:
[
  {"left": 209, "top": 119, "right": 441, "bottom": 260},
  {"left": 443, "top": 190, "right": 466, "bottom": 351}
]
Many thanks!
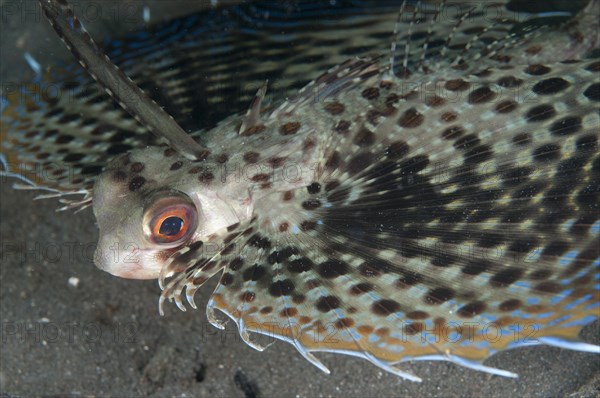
[
  {"left": 93, "top": 244, "right": 161, "bottom": 280},
  {"left": 104, "top": 263, "right": 160, "bottom": 280}
]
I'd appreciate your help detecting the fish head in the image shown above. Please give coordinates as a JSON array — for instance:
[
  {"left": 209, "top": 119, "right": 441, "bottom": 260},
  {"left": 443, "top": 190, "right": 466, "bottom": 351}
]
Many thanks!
[{"left": 92, "top": 146, "right": 251, "bottom": 280}]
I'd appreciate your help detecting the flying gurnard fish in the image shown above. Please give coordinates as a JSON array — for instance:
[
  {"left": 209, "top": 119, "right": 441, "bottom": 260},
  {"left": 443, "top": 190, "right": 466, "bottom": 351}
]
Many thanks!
[{"left": 1, "top": 0, "right": 599, "bottom": 382}]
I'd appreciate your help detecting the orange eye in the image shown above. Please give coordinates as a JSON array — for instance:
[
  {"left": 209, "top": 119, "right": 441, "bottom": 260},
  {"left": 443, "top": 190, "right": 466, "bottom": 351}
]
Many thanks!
[{"left": 143, "top": 191, "right": 198, "bottom": 246}]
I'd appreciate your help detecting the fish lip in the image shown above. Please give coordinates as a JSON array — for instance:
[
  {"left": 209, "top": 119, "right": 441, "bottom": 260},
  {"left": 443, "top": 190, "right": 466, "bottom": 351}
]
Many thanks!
[
  {"left": 105, "top": 265, "right": 158, "bottom": 280},
  {"left": 94, "top": 245, "right": 160, "bottom": 280}
]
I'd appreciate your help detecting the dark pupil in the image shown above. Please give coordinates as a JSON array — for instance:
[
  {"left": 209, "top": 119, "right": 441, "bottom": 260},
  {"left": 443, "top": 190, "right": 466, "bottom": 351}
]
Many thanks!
[{"left": 159, "top": 216, "right": 184, "bottom": 236}]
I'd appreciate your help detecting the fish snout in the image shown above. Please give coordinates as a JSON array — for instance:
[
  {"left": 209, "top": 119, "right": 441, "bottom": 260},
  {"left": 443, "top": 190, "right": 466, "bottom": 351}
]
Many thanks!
[{"left": 93, "top": 239, "right": 161, "bottom": 279}]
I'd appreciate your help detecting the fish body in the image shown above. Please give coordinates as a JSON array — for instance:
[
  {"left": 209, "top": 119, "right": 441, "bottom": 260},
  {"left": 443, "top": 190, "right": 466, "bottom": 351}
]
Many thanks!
[{"left": 2, "top": 0, "right": 600, "bottom": 382}]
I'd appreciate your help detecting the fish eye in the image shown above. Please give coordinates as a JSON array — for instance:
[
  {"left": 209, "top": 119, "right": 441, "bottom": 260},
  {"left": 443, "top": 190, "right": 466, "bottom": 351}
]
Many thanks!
[
  {"left": 143, "top": 191, "right": 198, "bottom": 246},
  {"left": 159, "top": 216, "right": 184, "bottom": 236}
]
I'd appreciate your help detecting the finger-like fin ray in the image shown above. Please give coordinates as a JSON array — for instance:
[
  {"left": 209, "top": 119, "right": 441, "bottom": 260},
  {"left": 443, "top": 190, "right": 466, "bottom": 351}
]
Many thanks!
[{"left": 38, "top": 0, "right": 209, "bottom": 160}]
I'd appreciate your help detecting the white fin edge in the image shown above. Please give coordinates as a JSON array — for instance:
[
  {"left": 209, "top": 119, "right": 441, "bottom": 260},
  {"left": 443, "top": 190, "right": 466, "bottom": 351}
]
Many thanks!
[{"left": 539, "top": 336, "right": 600, "bottom": 353}]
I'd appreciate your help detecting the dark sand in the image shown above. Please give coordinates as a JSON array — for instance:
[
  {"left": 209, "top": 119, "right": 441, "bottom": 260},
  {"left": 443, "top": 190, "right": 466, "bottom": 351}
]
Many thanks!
[{"left": 1, "top": 1, "right": 598, "bottom": 396}]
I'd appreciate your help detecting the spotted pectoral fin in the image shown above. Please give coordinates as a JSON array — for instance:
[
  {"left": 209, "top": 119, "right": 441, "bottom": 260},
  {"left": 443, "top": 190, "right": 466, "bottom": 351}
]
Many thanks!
[
  {"left": 201, "top": 171, "right": 597, "bottom": 379},
  {"left": 202, "top": 57, "right": 599, "bottom": 378},
  {"left": 271, "top": 57, "right": 383, "bottom": 119},
  {"left": 3, "top": 1, "right": 411, "bottom": 198},
  {"left": 0, "top": 64, "right": 159, "bottom": 197}
]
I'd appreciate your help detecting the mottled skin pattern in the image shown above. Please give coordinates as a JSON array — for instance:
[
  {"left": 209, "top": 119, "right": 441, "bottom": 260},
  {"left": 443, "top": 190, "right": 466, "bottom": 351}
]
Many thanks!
[
  {"left": 3, "top": 0, "right": 600, "bottom": 381},
  {"left": 1, "top": 1, "right": 415, "bottom": 196},
  {"left": 3, "top": 0, "right": 598, "bottom": 195}
]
